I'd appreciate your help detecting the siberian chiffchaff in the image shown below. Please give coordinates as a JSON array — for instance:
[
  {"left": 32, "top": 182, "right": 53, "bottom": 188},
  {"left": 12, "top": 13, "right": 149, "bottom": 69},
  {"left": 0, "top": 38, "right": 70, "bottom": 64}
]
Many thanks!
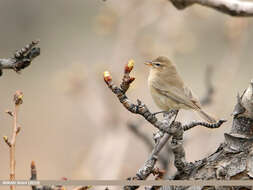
[{"left": 145, "top": 56, "right": 216, "bottom": 123}]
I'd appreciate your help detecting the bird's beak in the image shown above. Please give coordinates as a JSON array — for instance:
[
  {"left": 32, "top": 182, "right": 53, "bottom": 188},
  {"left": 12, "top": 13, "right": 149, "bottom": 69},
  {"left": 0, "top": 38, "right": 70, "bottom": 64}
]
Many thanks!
[{"left": 144, "top": 61, "right": 153, "bottom": 66}]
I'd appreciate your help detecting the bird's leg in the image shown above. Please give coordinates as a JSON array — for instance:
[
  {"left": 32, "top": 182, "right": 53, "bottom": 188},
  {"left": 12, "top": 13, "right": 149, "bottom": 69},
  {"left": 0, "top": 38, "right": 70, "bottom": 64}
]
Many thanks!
[
  {"left": 161, "top": 109, "right": 179, "bottom": 124},
  {"left": 171, "top": 109, "right": 179, "bottom": 123},
  {"left": 162, "top": 109, "right": 178, "bottom": 118},
  {"left": 152, "top": 109, "right": 179, "bottom": 120},
  {"left": 152, "top": 111, "right": 168, "bottom": 116}
]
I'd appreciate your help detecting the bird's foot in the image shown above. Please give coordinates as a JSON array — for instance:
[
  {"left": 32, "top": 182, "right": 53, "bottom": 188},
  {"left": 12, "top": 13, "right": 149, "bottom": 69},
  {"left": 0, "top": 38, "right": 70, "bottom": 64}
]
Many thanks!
[
  {"left": 170, "top": 109, "right": 179, "bottom": 123},
  {"left": 168, "top": 109, "right": 179, "bottom": 117},
  {"left": 152, "top": 109, "right": 179, "bottom": 118},
  {"left": 152, "top": 111, "right": 168, "bottom": 117}
]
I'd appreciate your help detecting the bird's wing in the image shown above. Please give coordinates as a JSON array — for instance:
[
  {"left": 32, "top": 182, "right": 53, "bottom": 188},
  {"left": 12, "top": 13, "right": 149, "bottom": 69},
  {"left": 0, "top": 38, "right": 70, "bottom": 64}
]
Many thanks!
[
  {"left": 183, "top": 86, "right": 202, "bottom": 108},
  {"left": 152, "top": 84, "right": 201, "bottom": 109}
]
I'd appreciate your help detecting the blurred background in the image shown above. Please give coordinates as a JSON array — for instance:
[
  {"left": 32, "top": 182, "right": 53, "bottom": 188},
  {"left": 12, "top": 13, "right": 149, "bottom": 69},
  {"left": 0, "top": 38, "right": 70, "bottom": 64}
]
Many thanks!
[{"left": 0, "top": 0, "right": 252, "bottom": 188}]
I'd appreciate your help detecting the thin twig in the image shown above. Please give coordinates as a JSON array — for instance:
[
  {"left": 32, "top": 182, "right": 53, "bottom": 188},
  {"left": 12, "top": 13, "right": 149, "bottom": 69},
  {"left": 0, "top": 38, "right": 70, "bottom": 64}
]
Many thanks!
[
  {"left": 30, "top": 161, "right": 55, "bottom": 190},
  {"left": 30, "top": 161, "right": 37, "bottom": 190},
  {"left": 0, "top": 40, "right": 40, "bottom": 76},
  {"left": 104, "top": 62, "right": 175, "bottom": 134},
  {"left": 8, "top": 90, "right": 24, "bottom": 190},
  {"left": 170, "top": 0, "right": 253, "bottom": 17},
  {"left": 137, "top": 133, "right": 172, "bottom": 180},
  {"left": 124, "top": 133, "right": 172, "bottom": 190},
  {"left": 127, "top": 122, "right": 169, "bottom": 169},
  {"left": 124, "top": 121, "right": 184, "bottom": 190},
  {"left": 183, "top": 119, "right": 227, "bottom": 131},
  {"left": 104, "top": 61, "right": 177, "bottom": 189}
]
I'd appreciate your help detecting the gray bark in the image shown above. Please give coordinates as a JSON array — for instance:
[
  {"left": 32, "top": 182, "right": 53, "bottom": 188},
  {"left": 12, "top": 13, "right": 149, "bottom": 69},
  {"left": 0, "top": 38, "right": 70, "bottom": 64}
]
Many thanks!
[
  {"left": 169, "top": 0, "right": 253, "bottom": 17},
  {"left": 167, "top": 80, "right": 253, "bottom": 190}
]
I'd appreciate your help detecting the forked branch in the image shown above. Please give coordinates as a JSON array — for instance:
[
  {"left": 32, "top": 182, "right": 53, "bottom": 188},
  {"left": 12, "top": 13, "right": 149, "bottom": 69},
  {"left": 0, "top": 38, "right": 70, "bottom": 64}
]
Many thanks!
[{"left": 104, "top": 60, "right": 226, "bottom": 190}]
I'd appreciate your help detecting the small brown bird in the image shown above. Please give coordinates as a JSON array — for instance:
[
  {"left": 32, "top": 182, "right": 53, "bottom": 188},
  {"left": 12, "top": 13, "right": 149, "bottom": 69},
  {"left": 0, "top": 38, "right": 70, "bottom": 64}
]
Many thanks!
[{"left": 145, "top": 56, "right": 216, "bottom": 123}]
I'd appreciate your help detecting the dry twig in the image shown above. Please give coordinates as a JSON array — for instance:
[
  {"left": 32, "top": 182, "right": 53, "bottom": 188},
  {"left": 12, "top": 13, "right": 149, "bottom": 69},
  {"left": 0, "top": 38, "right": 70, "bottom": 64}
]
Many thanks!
[
  {"left": 104, "top": 60, "right": 226, "bottom": 190},
  {"left": 2, "top": 91, "right": 24, "bottom": 190},
  {"left": 128, "top": 121, "right": 171, "bottom": 169},
  {"left": 169, "top": 0, "right": 253, "bottom": 17},
  {"left": 0, "top": 40, "right": 40, "bottom": 76}
]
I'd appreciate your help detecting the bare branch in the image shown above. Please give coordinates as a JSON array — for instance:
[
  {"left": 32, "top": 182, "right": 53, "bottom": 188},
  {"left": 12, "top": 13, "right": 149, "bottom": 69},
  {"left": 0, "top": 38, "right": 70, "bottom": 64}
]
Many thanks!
[
  {"left": 30, "top": 161, "right": 38, "bottom": 190},
  {"left": 127, "top": 122, "right": 170, "bottom": 169},
  {"left": 104, "top": 61, "right": 179, "bottom": 189},
  {"left": 169, "top": 0, "right": 253, "bottom": 17},
  {"left": 0, "top": 40, "right": 40, "bottom": 76},
  {"left": 30, "top": 161, "right": 57, "bottom": 190},
  {"left": 124, "top": 134, "right": 172, "bottom": 190},
  {"left": 183, "top": 119, "right": 226, "bottom": 131},
  {"left": 171, "top": 134, "right": 187, "bottom": 172},
  {"left": 104, "top": 61, "right": 184, "bottom": 135},
  {"left": 104, "top": 60, "right": 226, "bottom": 190},
  {"left": 7, "top": 90, "right": 24, "bottom": 190},
  {"left": 124, "top": 119, "right": 187, "bottom": 190},
  {"left": 137, "top": 133, "right": 171, "bottom": 180},
  {"left": 104, "top": 64, "right": 164, "bottom": 132}
]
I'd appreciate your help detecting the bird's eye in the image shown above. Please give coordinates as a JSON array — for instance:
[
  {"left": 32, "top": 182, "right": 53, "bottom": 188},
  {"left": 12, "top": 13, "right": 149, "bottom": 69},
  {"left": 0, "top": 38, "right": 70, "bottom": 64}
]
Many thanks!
[{"left": 155, "top": 63, "right": 161, "bottom": 66}]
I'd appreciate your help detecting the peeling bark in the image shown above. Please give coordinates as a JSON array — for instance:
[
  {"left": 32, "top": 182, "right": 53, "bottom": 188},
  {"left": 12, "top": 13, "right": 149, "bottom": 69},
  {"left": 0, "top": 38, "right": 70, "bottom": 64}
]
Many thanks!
[{"left": 169, "top": 80, "right": 253, "bottom": 190}]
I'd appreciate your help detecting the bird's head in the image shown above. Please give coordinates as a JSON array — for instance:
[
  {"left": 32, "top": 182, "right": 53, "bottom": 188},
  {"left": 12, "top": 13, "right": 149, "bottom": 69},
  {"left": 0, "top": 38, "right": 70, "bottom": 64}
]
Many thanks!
[{"left": 144, "top": 56, "right": 173, "bottom": 73}]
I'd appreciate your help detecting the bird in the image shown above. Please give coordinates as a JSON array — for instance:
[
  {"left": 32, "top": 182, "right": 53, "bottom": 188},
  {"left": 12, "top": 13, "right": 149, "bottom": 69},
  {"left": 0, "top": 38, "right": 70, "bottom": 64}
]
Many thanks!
[{"left": 145, "top": 56, "right": 216, "bottom": 123}]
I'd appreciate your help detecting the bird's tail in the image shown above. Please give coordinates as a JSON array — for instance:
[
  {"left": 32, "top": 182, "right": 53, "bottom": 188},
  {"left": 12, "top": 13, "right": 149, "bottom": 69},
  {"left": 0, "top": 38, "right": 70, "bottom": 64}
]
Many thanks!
[{"left": 196, "top": 109, "right": 217, "bottom": 123}]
